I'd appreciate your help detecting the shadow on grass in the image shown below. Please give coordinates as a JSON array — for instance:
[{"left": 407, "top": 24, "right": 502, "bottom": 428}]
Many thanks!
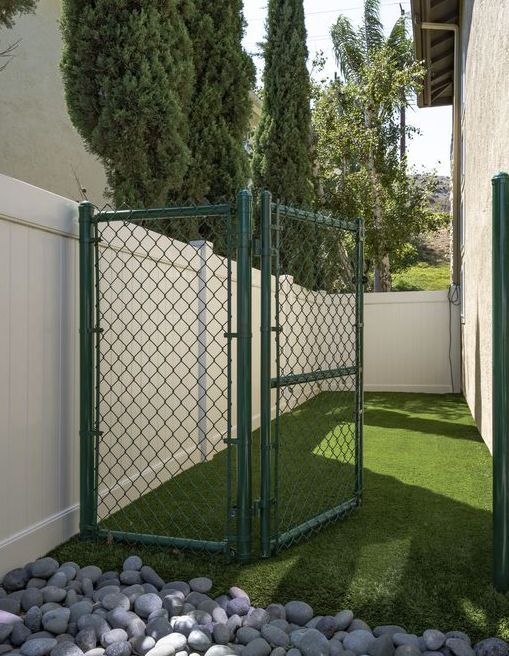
[{"left": 51, "top": 393, "right": 504, "bottom": 642}]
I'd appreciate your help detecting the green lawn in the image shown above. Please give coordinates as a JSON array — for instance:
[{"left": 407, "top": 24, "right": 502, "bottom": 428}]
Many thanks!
[
  {"left": 51, "top": 393, "right": 506, "bottom": 641},
  {"left": 392, "top": 262, "right": 450, "bottom": 291}
]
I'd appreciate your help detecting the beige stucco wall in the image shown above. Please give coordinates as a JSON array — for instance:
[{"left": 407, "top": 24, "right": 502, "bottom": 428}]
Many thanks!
[
  {"left": 0, "top": 0, "right": 108, "bottom": 204},
  {"left": 461, "top": 0, "right": 509, "bottom": 452}
]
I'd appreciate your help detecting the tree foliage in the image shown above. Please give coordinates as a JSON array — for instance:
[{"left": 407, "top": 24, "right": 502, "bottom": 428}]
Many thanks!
[
  {"left": 0, "top": 0, "right": 36, "bottom": 28},
  {"left": 317, "top": 0, "right": 440, "bottom": 290},
  {"left": 61, "top": 0, "right": 195, "bottom": 208},
  {"left": 180, "top": 1, "right": 255, "bottom": 205},
  {"left": 252, "top": 0, "right": 313, "bottom": 206}
]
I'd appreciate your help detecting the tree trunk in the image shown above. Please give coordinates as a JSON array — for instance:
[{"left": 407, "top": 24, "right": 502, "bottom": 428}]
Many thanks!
[
  {"left": 400, "top": 103, "right": 406, "bottom": 162},
  {"left": 364, "top": 104, "right": 385, "bottom": 291}
]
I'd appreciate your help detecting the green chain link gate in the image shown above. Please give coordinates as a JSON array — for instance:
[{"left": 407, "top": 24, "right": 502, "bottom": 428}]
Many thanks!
[{"left": 79, "top": 190, "right": 363, "bottom": 561}]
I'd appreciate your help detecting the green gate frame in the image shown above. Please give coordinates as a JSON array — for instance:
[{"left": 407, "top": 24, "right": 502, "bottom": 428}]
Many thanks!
[{"left": 79, "top": 190, "right": 363, "bottom": 562}]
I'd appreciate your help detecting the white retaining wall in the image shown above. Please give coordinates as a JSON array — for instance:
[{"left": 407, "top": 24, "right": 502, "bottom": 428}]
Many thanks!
[{"left": 0, "top": 174, "right": 461, "bottom": 575}]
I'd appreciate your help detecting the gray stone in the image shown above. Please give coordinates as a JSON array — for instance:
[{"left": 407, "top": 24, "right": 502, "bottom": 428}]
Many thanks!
[
  {"left": 305, "top": 619, "right": 322, "bottom": 630},
  {"left": 84, "top": 650, "right": 104, "bottom": 656},
  {"left": 0, "top": 622, "right": 14, "bottom": 642},
  {"left": 70, "top": 603, "right": 94, "bottom": 624},
  {"left": 260, "top": 625, "right": 288, "bottom": 648},
  {"left": 423, "top": 652, "right": 444, "bottom": 656},
  {"left": 237, "top": 628, "right": 261, "bottom": 645},
  {"left": 0, "top": 646, "right": 13, "bottom": 655},
  {"left": 134, "top": 595, "right": 162, "bottom": 620},
  {"left": 228, "top": 589, "right": 250, "bottom": 604},
  {"left": 244, "top": 610, "right": 269, "bottom": 632},
  {"left": 102, "top": 596, "right": 130, "bottom": 613},
  {"left": 123, "top": 559, "right": 142, "bottom": 574},
  {"left": 55, "top": 636, "right": 74, "bottom": 644},
  {"left": 11, "top": 623, "right": 33, "bottom": 646},
  {"left": 41, "top": 605, "right": 62, "bottom": 616},
  {"left": 140, "top": 570, "right": 163, "bottom": 592},
  {"left": 26, "top": 608, "right": 43, "bottom": 633},
  {"left": 226, "top": 615, "right": 242, "bottom": 635},
  {"left": 285, "top": 604, "right": 313, "bottom": 627},
  {"left": 146, "top": 611, "right": 168, "bottom": 624},
  {"left": 56, "top": 567, "right": 77, "bottom": 582},
  {"left": 130, "top": 637, "right": 155, "bottom": 656},
  {"left": 77, "top": 570, "right": 102, "bottom": 586},
  {"left": 94, "top": 589, "right": 121, "bottom": 605},
  {"left": 265, "top": 607, "right": 285, "bottom": 622},
  {"left": 47, "top": 575, "right": 68, "bottom": 590},
  {"left": 373, "top": 629, "right": 405, "bottom": 639},
  {"left": 204, "top": 649, "right": 237, "bottom": 656},
  {"left": 30, "top": 561, "right": 60, "bottom": 581},
  {"left": 446, "top": 640, "right": 475, "bottom": 656},
  {"left": 3, "top": 570, "right": 29, "bottom": 593},
  {"left": 171, "top": 615, "right": 196, "bottom": 637},
  {"left": 475, "top": 640, "right": 509, "bottom": 656},
  {"left": 42, "top": 589, "right": 67, "bottom": 605},
  {"left": 394, "top": 647, "right": 421, "bottom": 656},
  {"left": 0, "top": 598, "right": 20, "bottom": 615},
  {"left": 101, "top": 630, "right": 128, "bottom": 649},
  {"left": 106, "top": 611, "right": 136, "bottom": 632},
  {"left": 121, "top": 589, "right": 144, "bottom": 607},
  {"left": 212, "top": 624, "right": 231, "bottom": 645},
  {"left": 299, "top": 630, "right": 330, "bottom": 656},
  {"left": 447, "top": 635, "right": 471, "bottom": 646},
  {"left": 50, "top": 643, "right": 83, "bottom": 656},
  {"left": 226, "top": 600, "right": 250, "bottom": 619},
  {"left": 329, "top": 641, "right": 344, "bottom": 656},
  {"left": 65, "top": 592, "right": 82, "bottom": 609},
  {"left": 155, "top": 635, "right": 187, "bottom": 653},
  {"left": 242, "top": 639, "right": 271, "bottom": 656},
  {"left": 43, "top": 609, "right": 71, "bottom": 635},
  {"left": 393, "top": 636, "right": 419, "bottom": 649},
  {"left": 26, "top": 632, "right": 55, "bottom": 641},
  {"left": 162, "top": 597, "right": 183, "bottom": 619},
  {"left": 125, "top": 620, "right": 146, "bottom": 641},
  {"left": 81, "top": 582, "right": 94, "bottom": 601},
  {"left": 22, "top": 589, "right": 44, "bottom": 612},
  {"left": 270, "top": 649, "right": 285, "bottom": 656},
  {"left": 315, "top": 618, "right": 337, "bottom": 640},
  {"left": 145, "top": 618, "right": 171, "bottom": 642},
  {"left": 120, "top": 574, "right": 141, "bottom": 587},
  {"left": 347, "top": 620, "right": 370, "bottom": 633},
  {"left": 198, "top": 600, "right": 218, "bottom": 616},
  {"left": 189, "top": 580, "right": 212, "bottom": 595},
  {"left": 368, "top": 634, "right": 394, "bottom": 656},
  {"left": 342, "top": 630, "right": 375, "bottom": 656},
  {"left": 165, "top": 584, "right": 190, "bottom": 597},
  {"left": 20, "top": 640, "right": 58, "bottom": 656},
  {"left": 188, "top": 629, "right": 211, "bottom": 652},
  {"left": 424, "top": 632, "right": 446, "bottom": 651},
  {"left": 333, "top": 632, "right": 348, "bottom": 643},
  {"left": 28, "top": 580, "right": 47, "bottom": 590},
  {"left": 287, "top": 650, "right": 301, "bottom": 656},
  {"left": 189, "top": 610, "right": 211, "bottom": 626},
  {"left": 104, "top": 643, "right": 131, "bottom": 656},
  {"left": 76, "top": 616, "right": 110, "bottom": 642},
  {"left": 269, "top": 621, "right": 288, "bottom": 634}
]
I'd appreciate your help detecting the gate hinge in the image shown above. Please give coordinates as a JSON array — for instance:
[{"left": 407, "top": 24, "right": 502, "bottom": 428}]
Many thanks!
[
  {"left": 224, "top": 436, "right": 238, "bottom": 445},
  {"left": 252, "top": 238, "right": 261, "bottom": 257},
  {"left": 224, "top": 332, "right": 238, "bottom": 339}
]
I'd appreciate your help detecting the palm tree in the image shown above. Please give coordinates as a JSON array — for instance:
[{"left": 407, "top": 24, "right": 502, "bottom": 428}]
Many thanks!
[{"left": 331, "top": 0, "right": 414, "bottom": 291}]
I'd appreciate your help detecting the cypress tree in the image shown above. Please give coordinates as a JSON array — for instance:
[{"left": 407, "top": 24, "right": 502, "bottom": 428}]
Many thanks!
[
  {"left": 253, "top": 0, "right": 320, "bottom": 288},
  {"left": 60, "top": 0, "right": 194, "bottom": 208},
  {"left": 253, "top": 0, "right": 314, "bottom": 207},
  {"left": 181, "top": 1, "right": 255, "bottom": 206}
]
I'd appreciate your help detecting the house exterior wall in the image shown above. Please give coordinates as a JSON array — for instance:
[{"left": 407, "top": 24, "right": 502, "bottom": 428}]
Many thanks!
[
  {"left": 460, "top": 0, "right": 509, "bottom": 453},
  {"left": 0, "top": 0, "right": 108, "bottom": 204}
]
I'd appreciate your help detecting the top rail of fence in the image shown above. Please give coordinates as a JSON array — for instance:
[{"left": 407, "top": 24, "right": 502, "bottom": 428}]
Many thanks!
[
  {"left": 273, "top": 203, "right": 359, "bottom": 233},
  {"left": 94, "top": 204, "right": 232, "bottom": 223}
]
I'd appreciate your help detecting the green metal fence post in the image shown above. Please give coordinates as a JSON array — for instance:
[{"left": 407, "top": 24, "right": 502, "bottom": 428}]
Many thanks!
[
  {"left": 237, "top": 190, "right": 253, "bottom": 563},
  {"left": 79, "top": 201, "right": 97, "bottom": 538},
  {"left": 260, "top": 191, "right": 272, "bottom": 557},
  {"left": 493, "top": 172, "right": 509, "bottom": 592},
  {"left": 355, "top": 217, "right": 365, "bottom": 500}
]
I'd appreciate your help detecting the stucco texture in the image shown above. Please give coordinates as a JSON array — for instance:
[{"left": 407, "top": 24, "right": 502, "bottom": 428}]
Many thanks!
[
  {"left": 0, "top": 0, "right": 108, "bottom": 204},
  {"left": 461, "top": 0, "right": 509, "bottom": 452}
]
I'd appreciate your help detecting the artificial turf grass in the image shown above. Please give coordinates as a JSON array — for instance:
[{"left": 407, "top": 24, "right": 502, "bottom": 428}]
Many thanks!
[
  {"left": 99, "top": 391, "right": 357, "bottom": 544},
  {"left": 50, "top": 393, "right": 507, "bottom": 642}
]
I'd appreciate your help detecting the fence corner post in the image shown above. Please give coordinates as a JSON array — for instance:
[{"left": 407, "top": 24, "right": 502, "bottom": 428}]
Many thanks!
[
  {"left": 260, "top": 190, "right": 272, "bottom": 558},
  {"left": 236, "top": 189, "right": 253, "bottom": 563},
  {"left": 79, "top": 201, "right": 97, "bottom": 539},
  {"left": 493, "top": 172, "right": 509, "bottom": 592},
  {"left": 355, "top": 216, "right": 364, "bottom": 501}
]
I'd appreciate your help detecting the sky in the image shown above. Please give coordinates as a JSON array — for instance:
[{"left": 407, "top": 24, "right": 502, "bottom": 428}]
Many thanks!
[{"left": 242, "top": 0, "right": 453, "bottom": 177}]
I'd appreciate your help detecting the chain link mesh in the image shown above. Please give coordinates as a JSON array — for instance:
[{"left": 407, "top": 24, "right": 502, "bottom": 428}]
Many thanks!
[
  {"left": 270, "top": 204, "right": 361, "bottom": 548},
  {"left": 92, "top": 205, "right": 234, "bottom": 551}
]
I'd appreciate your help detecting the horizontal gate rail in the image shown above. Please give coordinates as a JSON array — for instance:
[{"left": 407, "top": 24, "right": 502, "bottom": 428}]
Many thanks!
[
  {"left": 96, "top": 529, "right": 228, "bottom": 554},
  {"left": 273, "top": 496, "right": 358, "bottom": 551},
  {"left": 270, "top": 365, "right": 357, "bottom": 388},
  {"left": 94, "top": 204, "right": 231, "bottom": 223},
  {"left": 272, "top": 202, "right": 358, "bottom": 232}
]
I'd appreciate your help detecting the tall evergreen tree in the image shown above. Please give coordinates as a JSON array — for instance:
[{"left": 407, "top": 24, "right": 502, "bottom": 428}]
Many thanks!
[
  {"left": 181, "top": 0, "right": 255, "bottom": 205},
  {"left": 253, "top": 0, "right": 314, "bottom": 207},
  {"left": 61, "top": 0, "right": 194, "bottom": 208},
  {"left": 253, "top": 0, "right": 318, "bottom": 288}
]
